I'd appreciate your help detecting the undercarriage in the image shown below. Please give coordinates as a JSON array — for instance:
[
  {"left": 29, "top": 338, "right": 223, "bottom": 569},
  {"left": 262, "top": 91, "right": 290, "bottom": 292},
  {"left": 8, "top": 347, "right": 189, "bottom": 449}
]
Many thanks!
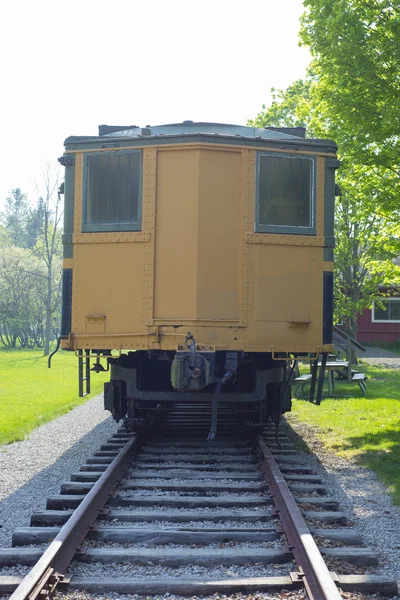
[{"left": 104, "top": 350, "right": 293, "bottom": 439}]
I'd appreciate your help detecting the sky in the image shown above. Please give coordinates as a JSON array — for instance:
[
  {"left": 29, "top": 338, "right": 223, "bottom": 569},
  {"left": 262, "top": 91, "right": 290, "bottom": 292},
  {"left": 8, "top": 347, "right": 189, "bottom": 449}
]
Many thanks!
[{"left": 0, "top": 0, "right": 311, "bottom": 207}]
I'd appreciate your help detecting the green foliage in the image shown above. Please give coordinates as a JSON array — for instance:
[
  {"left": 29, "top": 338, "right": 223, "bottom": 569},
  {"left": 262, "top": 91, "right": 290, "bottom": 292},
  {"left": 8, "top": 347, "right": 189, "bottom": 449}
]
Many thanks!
[
  {"left": 334, "top": 168, "right": 400, "bottom": 325},
  {"left": 31, "top": 165, "right": 64, "bottom": 355},
  {"left": 27, "top": 197, "right": 46, "bottom": 250},
  {"left": 0, "top": 170, "right": 63, "bottom": 351},
  {"left": 289, "top": 364, "right": 400, "bottom": 505},
  {"left": 300, "top": 0, "right": 400, "bottom": 212},
  {"left": 249, "top": 78, "right": 312, "bottom": 129},
  {"left": 0, "top": 189, "right": 31, "bottom": 249},
  {"left": 0, "top": 348, "right": 108, "bottom": 445},
  {"left": 0, "top": 247, "right": 46, "bottom": 348},
  {"left": 0, "top": 225, "right": 11, "bottom": 248}
]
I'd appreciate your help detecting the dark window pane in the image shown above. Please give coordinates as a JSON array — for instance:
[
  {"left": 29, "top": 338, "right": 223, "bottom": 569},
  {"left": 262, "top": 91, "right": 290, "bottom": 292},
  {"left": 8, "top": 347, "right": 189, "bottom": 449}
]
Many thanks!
[
  {"left": 258, "top": 155, "right": 312, "bottom": 228},
  {"left": 85, "top": 151, "right": 141, "bottom": 229},
  {"left": 374, "top": 301, "right": 389, "bottom": 320},
  {"left": 389, "top": 300, "right": 400, "bottom": 320}
]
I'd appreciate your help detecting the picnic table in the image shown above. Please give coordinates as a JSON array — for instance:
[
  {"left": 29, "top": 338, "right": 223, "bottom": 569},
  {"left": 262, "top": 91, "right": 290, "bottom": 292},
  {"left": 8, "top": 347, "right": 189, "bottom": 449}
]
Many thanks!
[
  {"left": 294, "top": 360, "right": 367, "bottom": 397},
  {"left": 320, "top": 360, "right": 349, "bottom": 395}
]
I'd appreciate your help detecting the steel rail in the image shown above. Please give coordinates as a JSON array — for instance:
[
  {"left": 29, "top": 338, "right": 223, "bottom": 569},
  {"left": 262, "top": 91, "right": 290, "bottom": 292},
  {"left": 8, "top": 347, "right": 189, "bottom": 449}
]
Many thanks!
[
  {"left": 10, "top": 431, "right": 146, "bottom": 600},
  {"left": 255, "top": 434, "right": 343, "bottom": 600}
]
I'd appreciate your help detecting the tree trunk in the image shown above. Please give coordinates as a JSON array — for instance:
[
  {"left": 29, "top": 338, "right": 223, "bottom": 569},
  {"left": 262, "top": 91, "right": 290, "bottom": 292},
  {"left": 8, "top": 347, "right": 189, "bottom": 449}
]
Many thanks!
[
  {"left": 44, "top": 269, "right": 52, "bottom": 356},
  {"left": 343, "top": 318, "right": 358, "bottom": 365}
]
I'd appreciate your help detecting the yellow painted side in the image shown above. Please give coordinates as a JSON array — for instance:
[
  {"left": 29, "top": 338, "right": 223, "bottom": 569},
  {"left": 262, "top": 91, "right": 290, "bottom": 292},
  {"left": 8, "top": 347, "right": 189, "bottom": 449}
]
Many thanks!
[
  {"left": 197, "top": 149, "right": 241, "bottom": 320},
  {"left": 254, "top": 246, "right": 311, "bottom": 323},
  {"left": 72, "top": 242, "right": 146, "bottom": 336},
  {"left": 62, "top": 258, "right": 73, "bottom": 269},
  {"left": 241, "top": 244, "right": 324, "bottom": 349},
  {"left": 153, "top": 148, "right": 242, "bottom": 322},
  {"left": 154, "top": 149, "right": 199, "bottom": 319},
  {"left": 64, "top": 142, "right": 333, "bottom": 354},
  {"left": 69, "top": 148, "right": 157, "bottom": 350}
]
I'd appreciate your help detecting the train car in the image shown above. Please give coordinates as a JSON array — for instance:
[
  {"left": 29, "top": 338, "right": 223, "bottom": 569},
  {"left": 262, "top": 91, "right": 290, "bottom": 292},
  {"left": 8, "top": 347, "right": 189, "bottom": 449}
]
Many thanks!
[{"left": 57, "top": 121, "right": 337, "bottom": 438}]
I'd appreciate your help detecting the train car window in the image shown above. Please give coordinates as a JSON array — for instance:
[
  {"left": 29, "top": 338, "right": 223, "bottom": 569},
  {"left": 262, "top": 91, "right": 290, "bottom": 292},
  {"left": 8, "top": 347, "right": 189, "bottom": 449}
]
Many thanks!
[
  {"left": 255, "top": 153, "right": 315, "bottom": 235},
  {"left": 82, "top": 151, "right": 142, "bottom": 232}
]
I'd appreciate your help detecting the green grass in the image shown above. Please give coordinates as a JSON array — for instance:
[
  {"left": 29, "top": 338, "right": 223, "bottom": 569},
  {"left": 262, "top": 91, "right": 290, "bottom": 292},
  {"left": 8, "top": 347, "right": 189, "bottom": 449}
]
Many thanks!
[
  {"left": 0, "top": 348, "right": 109, "bottom": 445},
  {"left": 289, "top": 363, "right": 400, "bottom": 505}
]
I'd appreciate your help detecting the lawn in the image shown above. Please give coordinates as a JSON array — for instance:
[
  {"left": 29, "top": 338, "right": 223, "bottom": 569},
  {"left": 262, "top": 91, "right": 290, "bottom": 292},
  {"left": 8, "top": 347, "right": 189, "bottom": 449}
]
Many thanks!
[
  {"left": 0, "top": 348, "right": 109, "bottom": 445},
  {"left": 289, "top": 363, "right": 400, "bottom": 505}
]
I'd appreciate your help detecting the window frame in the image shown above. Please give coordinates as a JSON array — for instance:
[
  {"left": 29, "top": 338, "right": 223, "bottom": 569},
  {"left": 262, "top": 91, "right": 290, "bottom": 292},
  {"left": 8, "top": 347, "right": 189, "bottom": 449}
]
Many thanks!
[
  {"left": 82, "top": 149, "right": 142, "bottom": 233},
  {"left": 372, "top": 298, "right": 400, "bottom": 323},
  {"left": 255, "top": 151, "right": 316, "bottom": 235}
]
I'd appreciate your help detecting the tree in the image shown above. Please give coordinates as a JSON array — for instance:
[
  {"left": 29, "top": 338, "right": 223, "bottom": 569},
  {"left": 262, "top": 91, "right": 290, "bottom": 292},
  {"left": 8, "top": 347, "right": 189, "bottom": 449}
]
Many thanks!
[
  {"left": 300, "top": 0, "right": 400, "bottom": 213},
  {"left": 0, "top": 167, "right": 63, "bottom": 354},
  {"left": 0, "top": 189, "right": 31, "bottom": 249},
  {"left": 32, "top": 164, "right": 63, "bottom": 356},
  {"left": 334, "top": 168, "right": 400, "bottom": 342},
  {"left": 252, "top": 78, "right": 311, "bottom": 129},
  {"left": 0, "top": 247, "right": 46, "bottom": 348},
  {"left": 0, "top": 225, "right": 11, "bottom": 249},
  {"left": 26, "top": 198, "right": 46, "bottom": 250}
]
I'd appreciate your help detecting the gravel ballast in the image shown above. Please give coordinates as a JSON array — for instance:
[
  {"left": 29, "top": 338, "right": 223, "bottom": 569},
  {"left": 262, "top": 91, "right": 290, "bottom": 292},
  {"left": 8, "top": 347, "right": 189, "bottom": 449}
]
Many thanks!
[
  {"left": 68, "top": 561, "right": 295, "bottom": 579},
  {"left": 0, "top": 394, "right": 117, "bottom": 547},
  {"left": 285, "top": 415, "right": 400, "bottom": 586},
  {"left": 57, "top": 593, "right": 306, "bottom": 600}
]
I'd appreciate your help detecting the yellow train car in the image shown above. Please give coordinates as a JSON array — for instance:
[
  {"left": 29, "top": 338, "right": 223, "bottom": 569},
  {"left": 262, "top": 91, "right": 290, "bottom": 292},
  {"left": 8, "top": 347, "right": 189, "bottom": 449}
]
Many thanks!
[{"left": 58, "top": 122, "right": 337, "bottom": 438}]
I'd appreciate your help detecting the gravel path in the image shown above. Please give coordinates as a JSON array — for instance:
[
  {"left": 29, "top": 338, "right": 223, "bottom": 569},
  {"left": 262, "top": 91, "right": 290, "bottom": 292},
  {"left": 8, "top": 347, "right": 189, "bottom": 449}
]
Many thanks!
[
  {"left": 359, "top": 346, "right": 400, "bottom": 369},
  {"left": 0, "top": 394, "right": 117, "bottom": 547}
]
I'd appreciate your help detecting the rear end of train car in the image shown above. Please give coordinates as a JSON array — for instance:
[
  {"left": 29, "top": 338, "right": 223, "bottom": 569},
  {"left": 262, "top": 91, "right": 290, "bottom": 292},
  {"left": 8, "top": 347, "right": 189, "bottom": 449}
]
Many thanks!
[{"left": 58, "top": 122, "right": 337, "bottom": 437}]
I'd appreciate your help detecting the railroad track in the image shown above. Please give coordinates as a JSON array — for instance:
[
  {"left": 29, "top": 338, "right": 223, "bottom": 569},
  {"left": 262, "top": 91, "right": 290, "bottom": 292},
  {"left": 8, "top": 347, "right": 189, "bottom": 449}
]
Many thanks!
[{"left": 0, "top": 422, "right": 398, "bottom": 600}]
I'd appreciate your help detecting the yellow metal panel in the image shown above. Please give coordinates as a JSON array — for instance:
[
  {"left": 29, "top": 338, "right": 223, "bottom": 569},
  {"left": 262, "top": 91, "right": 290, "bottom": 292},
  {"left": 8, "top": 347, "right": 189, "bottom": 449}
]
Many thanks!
[
  {"left": 240, "top": 150, "right": 252, "bottom": 328},
  {"left": 72, "top": 243, "right": 146, "bottom": 336},
  {"left": 67, "top": 141, "right": 333, "bottom": 357},
  {"left": 142, "top": 148, "right": 157, "bottom": 326},
  {"left": 308, "top": 246, "right": 324, "bottom": 343},
  {"left": 70, "top": 148, "right": 156, "bottom": 349},
  {"left": 254, "top": 246, "right": 311, "bottom": 323},
  {"left": 63, "top": 258, "right": 73, "bottom": 269},
  {"left": 317, "top": 155, "right": 325, "bottom": 237},
  {"left": 324, "top": 261, "right": 334, "bottom": 272},
  {"left": 73, "top": 232, "right": 151, "bottom": 244},
  {"left": 154, "top": 149, "right": 199, "bottom": 319},
  {"left": 246, "top": 232, "right": 324, "bottom": 247},
  {"left": 85, "top": 314, "right": 106, "bottom": 334},
  {"left": 196, "top": 149, "right": 241, "bottom": 320}
]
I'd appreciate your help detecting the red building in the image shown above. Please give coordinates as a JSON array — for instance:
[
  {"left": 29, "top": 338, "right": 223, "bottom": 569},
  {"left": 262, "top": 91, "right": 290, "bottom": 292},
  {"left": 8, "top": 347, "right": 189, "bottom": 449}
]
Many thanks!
[{"left": 357, "top": 296, "right": 400, "bottom": 344}]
